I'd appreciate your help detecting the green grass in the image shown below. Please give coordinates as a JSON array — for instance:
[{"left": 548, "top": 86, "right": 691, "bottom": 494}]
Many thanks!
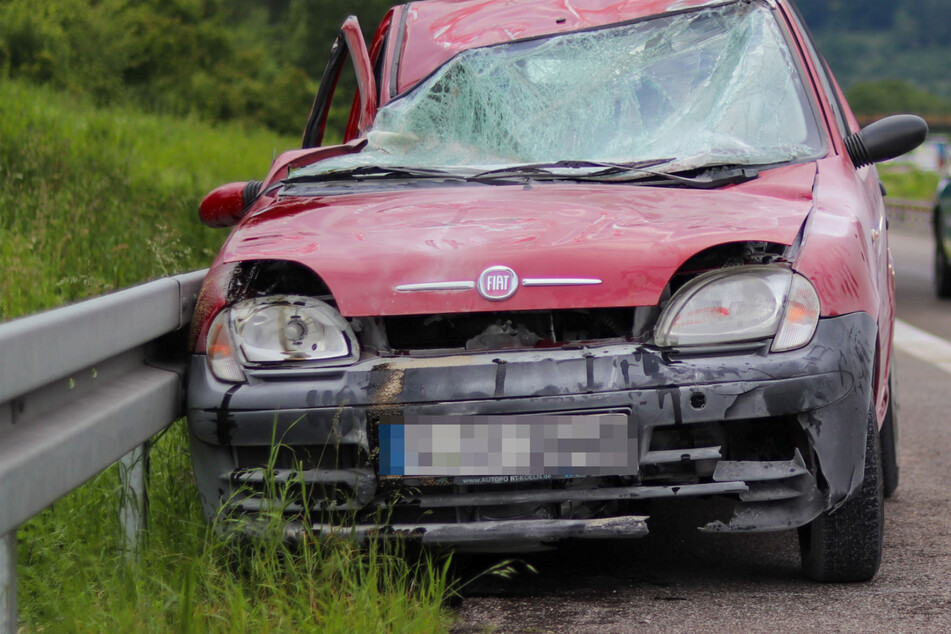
[
  {"left": 18, "top": 423, "right": 454, "bottom": 633},
  {"left": 4, "top": 80, "right": 456, "bottom": 631},
  {"left": 878, "top": 164, "right": 941, "bottom": 201},
  {"left": 0, "top": 79, "right": 297, "bottom": 320}
]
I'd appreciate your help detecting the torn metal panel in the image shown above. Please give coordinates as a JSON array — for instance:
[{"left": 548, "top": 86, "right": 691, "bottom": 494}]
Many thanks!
[
  {"left": 701, "top": 485, "right": 825, "bottom": 533},
  {"left": 712, "top": 450, "right": 810, "bottom": 483}
]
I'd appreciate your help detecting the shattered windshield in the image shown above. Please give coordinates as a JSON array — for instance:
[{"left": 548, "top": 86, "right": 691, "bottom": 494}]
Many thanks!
[{"left": 295, "top": 0, "right": 825, "bottom": 179}]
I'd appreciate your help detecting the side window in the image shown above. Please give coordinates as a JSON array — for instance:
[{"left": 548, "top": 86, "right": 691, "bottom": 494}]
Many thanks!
[{"left": 302, "top": 17, "right": 377, "bottom": 148}]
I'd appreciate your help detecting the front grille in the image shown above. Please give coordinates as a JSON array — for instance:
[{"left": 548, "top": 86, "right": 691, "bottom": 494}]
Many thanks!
[
  {"left": 226, "top": 444, "right": 375, "bottom": 517},
  {"left": 221, "top": 416, "right": 816, "bottom": 525},
  {"left": 382, "top": 308, "right": 637, "bottom": 351},
  {"left": 224, "top": 467, "right": 376, "bottom": 515}
]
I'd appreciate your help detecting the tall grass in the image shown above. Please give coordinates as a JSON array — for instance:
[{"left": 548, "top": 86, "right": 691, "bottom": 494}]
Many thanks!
[
  {"left": 4, "top": 80, "right": 455, "bottom": 631},
  {"left": 0, "top": 79, "right": 294, "bottom": 320},
  {"left": 17, "top": 423, "right": 454, "bottom": 632}
]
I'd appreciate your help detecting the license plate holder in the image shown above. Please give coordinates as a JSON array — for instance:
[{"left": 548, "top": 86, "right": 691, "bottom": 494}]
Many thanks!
[{"left": 378, "top": 413, "right": 636, "bottom": 478}]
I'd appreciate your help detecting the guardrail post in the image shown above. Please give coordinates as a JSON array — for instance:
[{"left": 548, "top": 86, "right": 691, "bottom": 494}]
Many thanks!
[
  {"left": 1, "top": 531, "right": 15, "bottom": 634},
  {"left": 118, "top": 443, "right": 150, "bottom": 558}
]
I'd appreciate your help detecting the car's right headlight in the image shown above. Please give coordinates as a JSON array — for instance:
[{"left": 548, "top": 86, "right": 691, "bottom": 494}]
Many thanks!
[
  {"left": 654, "top": 266, "right": 820, "bottom": 352},
  {"left": 205, "top": 295, "right": 359, "bottom": 382}
]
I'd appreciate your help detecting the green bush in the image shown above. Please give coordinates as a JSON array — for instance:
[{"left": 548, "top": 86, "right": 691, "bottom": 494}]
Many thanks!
[
  {"left": 847, "top": 79, "right": 951, "bottom": 117},
  {"left": 0, "top": 0, "right": 320, "bottom": 135}
]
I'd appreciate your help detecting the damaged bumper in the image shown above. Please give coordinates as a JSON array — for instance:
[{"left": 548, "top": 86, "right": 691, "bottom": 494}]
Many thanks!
[
  {"left": 298, "top": 515, "right": 650, "bottom": 547},
  {"left": 187, "top": 313, "right": 876, "bottom": 547}
]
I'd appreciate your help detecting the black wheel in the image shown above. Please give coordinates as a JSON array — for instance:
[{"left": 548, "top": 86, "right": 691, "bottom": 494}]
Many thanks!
[
  {"left": 936, "top": 208, "right": 951, "bottom": 298},
  {"left": 798, "top": 412, "right": 883, "bottom": 582},
  {"left": 936, "top": 237, "right": 951, "bottom": 298},
  {"left": 880, "top": 371, "right": 900, "bottom": 498}
]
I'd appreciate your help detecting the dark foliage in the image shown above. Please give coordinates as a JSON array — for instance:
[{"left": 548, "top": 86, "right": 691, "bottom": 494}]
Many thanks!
[
  {"left": 795, "top": 0, "right": 951, "bottom": 47},
  {"left": 795, "top": 0, "right": 951, "bottom": 107},
  {"left": 0, "top": 0, "right": 397, "bottom": 136}
]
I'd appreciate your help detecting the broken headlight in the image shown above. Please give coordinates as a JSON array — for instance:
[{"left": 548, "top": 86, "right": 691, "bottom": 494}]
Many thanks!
[
  {"left": 654, "top": 266, "right": 820, "bottom": 352},
  {"left": 205, "top": 295, "right": 359, "bottom": 382}
]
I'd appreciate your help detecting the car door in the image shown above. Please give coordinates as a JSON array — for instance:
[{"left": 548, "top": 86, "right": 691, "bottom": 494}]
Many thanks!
[{"left": 302, "top": 16, "right": 378, "bottom": 148}]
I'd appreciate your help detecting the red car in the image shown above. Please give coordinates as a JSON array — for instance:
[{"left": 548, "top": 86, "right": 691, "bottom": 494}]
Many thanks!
[{"left": 187, "top": 0, "right": 926, "bottom": 581}]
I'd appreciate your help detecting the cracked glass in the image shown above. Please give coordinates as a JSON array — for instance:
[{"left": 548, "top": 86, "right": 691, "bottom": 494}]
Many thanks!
[{"left": 297, "top": 0, "right": 825, "bottom": 177}]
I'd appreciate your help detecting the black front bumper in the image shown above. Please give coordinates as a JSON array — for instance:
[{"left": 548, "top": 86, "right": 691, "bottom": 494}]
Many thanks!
[{"left": 187, "top": 313, "right": 876, "bottom": 548}]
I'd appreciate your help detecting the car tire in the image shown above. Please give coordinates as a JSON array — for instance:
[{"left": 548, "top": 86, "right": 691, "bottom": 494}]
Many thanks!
[
  {"left": 880, "top": 372, "right": 900, "bottom": 498},
  {"left": 935, "top": 232, "right": 951, "bottom": 298},
  {"left": 798, "top": 412, "right": 883, "bottom": 582}
]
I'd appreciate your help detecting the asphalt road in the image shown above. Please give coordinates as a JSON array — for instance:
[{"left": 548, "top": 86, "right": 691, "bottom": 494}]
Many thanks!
[{"left": 453, "top": 217, "right": 951, "bottom": 633}]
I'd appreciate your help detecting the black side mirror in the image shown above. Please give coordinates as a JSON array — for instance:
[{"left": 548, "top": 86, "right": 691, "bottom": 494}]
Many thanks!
[{"left": 845, "top": 114, "right": 929, "bottom": 168}]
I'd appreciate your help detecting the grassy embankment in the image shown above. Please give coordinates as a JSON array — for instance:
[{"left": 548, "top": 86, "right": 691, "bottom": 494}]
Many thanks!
[
  {"left": 1, "top": 79, "right": 454, "bottom": 632},
  {"left": 0, "top": 79, "right": 285, "bottom": 320},
  {"left": 878, "top": 164, "right": 942, "bottom": 201}
]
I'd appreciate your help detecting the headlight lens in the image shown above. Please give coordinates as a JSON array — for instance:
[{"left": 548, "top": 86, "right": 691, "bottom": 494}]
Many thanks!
[
  {"left": 654, "top": 266, "right": 820, "bottom": 351},
  {"left": 205, "top": 295, "right": 359, "bottom": 382},
  {"left": 772, "top": 273, "right": 822, "bottom": 352},
  {"left": 231, "top": 295, "right": 359, "bottom": 363},
  {"left": 206, "top": 310, "right": 245, "bottom": 383}
]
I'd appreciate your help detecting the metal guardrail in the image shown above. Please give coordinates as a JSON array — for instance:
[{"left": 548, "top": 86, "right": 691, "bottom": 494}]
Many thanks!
[
  {"left": 886, "top": 198, "right": 932, "bottom": 216},
  {"left": 886, "top": 199, "right": 932, "bottom": 234},
  {"left": 0, "top": 270, "right": 206, "bottom": 634}
]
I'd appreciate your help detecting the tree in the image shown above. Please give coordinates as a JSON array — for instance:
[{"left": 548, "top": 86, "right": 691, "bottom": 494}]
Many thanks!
[{"left": 847, "top": 79, "right": 951, "bottom": 116}]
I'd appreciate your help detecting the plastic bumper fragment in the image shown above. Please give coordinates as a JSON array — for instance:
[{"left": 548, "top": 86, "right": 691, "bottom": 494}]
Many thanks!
[{"left": 295, "top": 514, "right": 650, "bottom": 546}]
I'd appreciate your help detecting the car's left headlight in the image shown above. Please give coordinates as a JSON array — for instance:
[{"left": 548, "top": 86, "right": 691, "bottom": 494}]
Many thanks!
[
  {"left": 205, "top": 295, "right": 359, "bottom": 381},
  {"left": 654, "top": 266, "right": 820, "bottom": 352}
]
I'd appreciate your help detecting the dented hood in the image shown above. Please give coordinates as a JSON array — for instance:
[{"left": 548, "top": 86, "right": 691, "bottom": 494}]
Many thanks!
[{"left": 220, "top": 163, "right": 817, "bottom": 316}]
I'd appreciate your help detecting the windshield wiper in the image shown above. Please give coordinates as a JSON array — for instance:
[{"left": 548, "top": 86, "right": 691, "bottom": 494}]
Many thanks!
[
  {"left": 280, "top": 159, "right": 760, "bottom": 190},
  {"left": 282, "top": 164, "right": 470, "bottom": 184},
  {"left": 599, "top": 164, "right": 761, "bottom": 188},
  {"left": 471, "top": 158, "right": 675, "bottom": 182},
  {"left": 469, "top": 159, "right": 758, "bottom": 188}
]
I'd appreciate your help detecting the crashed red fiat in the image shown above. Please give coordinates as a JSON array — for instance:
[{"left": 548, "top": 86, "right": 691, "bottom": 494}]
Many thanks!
[{"left": 187, "top": 0, "right": 927, "bottom": 581}]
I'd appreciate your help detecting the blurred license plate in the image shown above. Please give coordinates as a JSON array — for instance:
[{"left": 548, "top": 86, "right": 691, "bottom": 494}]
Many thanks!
[{"left": 378, "top": 414, "right": 635, "bottom": 477}]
